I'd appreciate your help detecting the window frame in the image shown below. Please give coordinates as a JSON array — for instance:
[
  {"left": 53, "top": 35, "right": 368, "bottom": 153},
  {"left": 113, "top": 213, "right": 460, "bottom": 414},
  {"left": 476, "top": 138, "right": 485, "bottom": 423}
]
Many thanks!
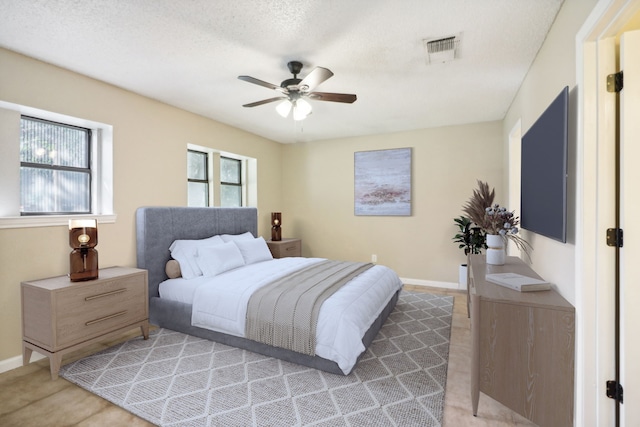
[
  {"left": 20, "top": 115, "right": 94, "bottom": 216},
  {"left": 186, "top": 144, "right": 256, "bottom": 208},
  {"left": 0, "top": 101, "right": 115, "bottom": 229},
  {"left": 187, "top": 149, "right": 211, "bottom": 207},
  {"left": 220, "top": 156, "right": 243, "bottom": 207}
]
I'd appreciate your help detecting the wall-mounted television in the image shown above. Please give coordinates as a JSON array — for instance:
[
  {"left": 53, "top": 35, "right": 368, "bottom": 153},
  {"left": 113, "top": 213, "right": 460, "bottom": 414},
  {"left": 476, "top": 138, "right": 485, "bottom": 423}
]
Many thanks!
[{"left": 520, "top": 86, "right": 568, "bottom": 243}]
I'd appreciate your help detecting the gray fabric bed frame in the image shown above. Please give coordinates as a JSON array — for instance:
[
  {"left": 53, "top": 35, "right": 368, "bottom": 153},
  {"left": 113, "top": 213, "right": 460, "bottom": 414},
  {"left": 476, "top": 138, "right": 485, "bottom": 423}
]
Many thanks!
[{"left": 135, "top": 206, "right": 399, "bottom": 375}]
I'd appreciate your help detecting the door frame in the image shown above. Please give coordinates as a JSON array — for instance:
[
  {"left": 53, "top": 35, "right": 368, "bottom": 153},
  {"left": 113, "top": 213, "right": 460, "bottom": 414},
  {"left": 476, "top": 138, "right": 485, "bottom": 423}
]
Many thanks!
[{"left": 577, "top": 0, "right": 640, "bottom": 425}]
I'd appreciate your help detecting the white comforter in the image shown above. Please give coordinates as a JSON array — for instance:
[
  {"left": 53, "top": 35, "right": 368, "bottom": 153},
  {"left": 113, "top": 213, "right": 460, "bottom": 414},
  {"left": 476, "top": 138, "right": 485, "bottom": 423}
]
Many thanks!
[{"left": 158, "top": 257, "right": 403, "bottom": 374}]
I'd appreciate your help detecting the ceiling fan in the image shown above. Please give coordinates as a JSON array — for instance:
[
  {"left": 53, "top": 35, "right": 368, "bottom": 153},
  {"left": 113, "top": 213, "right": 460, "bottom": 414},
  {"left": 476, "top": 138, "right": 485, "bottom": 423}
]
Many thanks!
[{"left": 238, "top": 61, "right": 357, "bottom": 121}]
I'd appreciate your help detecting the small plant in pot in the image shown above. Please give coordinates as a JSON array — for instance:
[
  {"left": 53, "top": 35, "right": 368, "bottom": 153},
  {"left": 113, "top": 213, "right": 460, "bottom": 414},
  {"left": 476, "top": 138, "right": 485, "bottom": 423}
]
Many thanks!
[
  {"left": 453, "top": 215, "right": 486, "bottom": 256},
  {"left": 453, "top": 215, "right": 486, "bottom": 289}
]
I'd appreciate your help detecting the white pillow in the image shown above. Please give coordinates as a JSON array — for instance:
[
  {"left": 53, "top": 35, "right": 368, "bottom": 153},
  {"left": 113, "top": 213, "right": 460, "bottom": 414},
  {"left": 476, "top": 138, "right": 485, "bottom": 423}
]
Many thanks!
[
  {"left": 234, "top": 237, "right": 273, "bottom": 265},
  {"left": 196, "top": 241, "right": 246, "bottom": 277},
  {"left": 220, "top": 231, "right": 254, "bottom": 243},
  {"left": 169, "top": 235, "right": 225, "bottom": 279},
  {"left": 168, "top": 244, "right": 199, "bottom": 280}
]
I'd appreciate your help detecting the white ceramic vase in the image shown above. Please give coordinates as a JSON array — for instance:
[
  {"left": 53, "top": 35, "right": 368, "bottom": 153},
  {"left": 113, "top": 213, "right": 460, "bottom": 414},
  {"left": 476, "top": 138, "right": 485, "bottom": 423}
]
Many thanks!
[{"left": 485, "top": 234, "right": 506, "bottom": 265}]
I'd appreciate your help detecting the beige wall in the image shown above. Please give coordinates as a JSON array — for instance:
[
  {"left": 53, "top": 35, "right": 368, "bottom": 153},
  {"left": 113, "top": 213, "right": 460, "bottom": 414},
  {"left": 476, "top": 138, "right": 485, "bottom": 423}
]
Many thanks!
[
  {"left": 281, "top": 121, "right": 504, "bottom": 284},
  {"left": 0, "top": 48, "right": 283, "bottom": 361},
  {"left": 503, "top": 1, "right": 600, "bottom": 423},
  {"left": 502, "top": 0, "right": 599, "bottom": 304},
  {"left": 619, "top": 6, "right": 640, "bottom": 33}
]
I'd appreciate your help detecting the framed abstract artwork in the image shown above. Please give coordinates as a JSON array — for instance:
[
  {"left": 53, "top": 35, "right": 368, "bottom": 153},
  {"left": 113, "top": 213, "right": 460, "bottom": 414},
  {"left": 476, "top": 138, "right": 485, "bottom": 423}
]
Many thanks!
[{"left": 354, "top": 147, "right": 412, "bottom": 216}]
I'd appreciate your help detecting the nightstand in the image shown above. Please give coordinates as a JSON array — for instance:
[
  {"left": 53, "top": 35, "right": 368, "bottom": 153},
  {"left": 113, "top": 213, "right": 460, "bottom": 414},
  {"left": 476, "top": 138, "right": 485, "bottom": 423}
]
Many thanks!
[
  {"left": 21, "top": 266, "right": 149, "bottom": 379},
  {"left": 267, "top": 238, "right": 302, "bottom": 258}
]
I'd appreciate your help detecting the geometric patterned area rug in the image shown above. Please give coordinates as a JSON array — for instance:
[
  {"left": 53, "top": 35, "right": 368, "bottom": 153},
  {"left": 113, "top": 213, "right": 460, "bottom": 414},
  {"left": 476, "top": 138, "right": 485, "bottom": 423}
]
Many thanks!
[{"left": 60, "top": 291, "right": 453, "bottom": 427}]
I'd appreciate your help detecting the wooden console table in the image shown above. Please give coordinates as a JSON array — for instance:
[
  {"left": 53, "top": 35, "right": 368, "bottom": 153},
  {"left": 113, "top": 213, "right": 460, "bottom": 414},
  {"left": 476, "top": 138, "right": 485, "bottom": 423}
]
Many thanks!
[{"left": 468, "top": 255, "right": 575, "bottom": 426}]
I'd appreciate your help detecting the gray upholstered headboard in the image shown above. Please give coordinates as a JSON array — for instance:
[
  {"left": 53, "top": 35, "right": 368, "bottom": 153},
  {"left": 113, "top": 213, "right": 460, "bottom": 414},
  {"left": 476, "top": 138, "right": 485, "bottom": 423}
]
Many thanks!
[{"left": 136, "top": 207, "right": 258, "bottom": 298}]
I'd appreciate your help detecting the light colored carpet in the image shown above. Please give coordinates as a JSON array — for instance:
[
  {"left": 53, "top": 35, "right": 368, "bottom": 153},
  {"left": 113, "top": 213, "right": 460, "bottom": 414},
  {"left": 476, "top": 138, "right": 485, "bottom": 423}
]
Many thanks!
[{"left": 60, "top": 290, "right": 453, "bottom": 426}]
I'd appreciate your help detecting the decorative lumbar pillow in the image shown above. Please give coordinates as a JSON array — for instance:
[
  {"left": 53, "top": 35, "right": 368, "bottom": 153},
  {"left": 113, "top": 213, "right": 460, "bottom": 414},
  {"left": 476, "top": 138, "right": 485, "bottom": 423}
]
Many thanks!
[
  {"left": 169, "top": 235, "right": 225, "bottom": 279},
  {"left": 196, "top": 241, "right": 246, "bottom": 277},
  {"left": 220, "top": 231, "right": 254, "bottom": 243},
  {"left": 165, "top": 259, "right": 182, "bottom": 279},
  {"left": 167, "top": 244, "right": 198, "bottom": 279},
  {"left": 234, "top": 237, "right": 273, "bottom": 265}
]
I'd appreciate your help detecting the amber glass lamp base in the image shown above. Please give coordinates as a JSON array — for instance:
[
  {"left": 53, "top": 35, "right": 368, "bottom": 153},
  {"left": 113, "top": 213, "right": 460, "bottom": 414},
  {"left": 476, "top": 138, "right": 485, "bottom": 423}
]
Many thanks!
[
  {"left": 70, "top": 249, "right": 99, "bottom": 282},
  {"left": 271, "top": 227, "right": 281, "bottom": 241}
]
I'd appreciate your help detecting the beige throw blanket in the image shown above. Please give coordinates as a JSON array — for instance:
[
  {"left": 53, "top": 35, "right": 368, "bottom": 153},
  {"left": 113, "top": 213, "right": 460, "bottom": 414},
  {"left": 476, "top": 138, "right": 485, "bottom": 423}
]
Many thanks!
[{"left": 245, "top": 260, "right": 373, "bottom": 355}]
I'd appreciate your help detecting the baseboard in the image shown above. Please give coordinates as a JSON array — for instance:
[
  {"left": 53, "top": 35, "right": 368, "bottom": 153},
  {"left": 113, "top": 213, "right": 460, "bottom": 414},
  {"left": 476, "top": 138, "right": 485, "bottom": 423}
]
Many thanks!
[
  {"left": 401, "top": 277, "right": 459, "bottom": 290},
  {"left": 0, "top": 352, "right": 45, "bottom": 375}
]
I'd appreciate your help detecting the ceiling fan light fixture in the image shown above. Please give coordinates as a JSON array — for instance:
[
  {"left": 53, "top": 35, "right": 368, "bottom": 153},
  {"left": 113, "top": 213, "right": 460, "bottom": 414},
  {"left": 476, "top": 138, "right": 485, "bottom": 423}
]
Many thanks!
[
  {"left": 276, "top": 99, "right": 292, "bottom": 118},
  {"left": 293, "top": 98, "right": 312, "bottom": 121},
  {"left": 240, "top": 61, "right": 354, "bottom": 120}
]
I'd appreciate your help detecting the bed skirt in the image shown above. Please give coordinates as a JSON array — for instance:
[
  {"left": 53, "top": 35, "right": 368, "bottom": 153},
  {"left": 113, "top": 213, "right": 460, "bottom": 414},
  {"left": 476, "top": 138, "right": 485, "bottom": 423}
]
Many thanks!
[{"left": 149, "top": 288, "right": 400, "bottom": 376}]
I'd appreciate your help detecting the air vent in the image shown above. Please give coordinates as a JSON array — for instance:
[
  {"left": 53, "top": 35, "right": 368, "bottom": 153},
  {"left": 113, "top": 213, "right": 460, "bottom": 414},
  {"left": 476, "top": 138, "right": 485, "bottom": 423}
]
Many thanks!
[{"left": 423, "top": 34, "right": 461, "bottom": 64}]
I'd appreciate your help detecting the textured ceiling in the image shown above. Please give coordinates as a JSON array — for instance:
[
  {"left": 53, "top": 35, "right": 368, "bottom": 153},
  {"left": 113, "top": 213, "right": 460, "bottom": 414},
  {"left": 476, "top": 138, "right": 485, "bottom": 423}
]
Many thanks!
[{"left": 0, "top": 0, "right": 564, "bottom": 144}]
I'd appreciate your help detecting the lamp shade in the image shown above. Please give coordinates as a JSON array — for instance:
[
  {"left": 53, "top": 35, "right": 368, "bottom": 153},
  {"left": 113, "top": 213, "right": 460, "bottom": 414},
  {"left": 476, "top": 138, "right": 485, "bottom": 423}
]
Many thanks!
[
  {"left": 276, "top": 100, "right": 292, "bottom": 118},
  {"left": 276, "top": 98, "right": 312, "bottom": 120},
  {"left": 293, "top": 99, "right": 312, "bottom": 121},
  {"left": 69, "top": 219, "right": 97, "bottom": 248}
]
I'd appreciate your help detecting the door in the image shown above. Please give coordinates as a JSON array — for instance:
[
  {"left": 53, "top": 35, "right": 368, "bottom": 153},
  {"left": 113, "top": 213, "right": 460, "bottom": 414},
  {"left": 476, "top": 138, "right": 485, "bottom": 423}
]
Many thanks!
[{"left": 619, "top": 29, "right": 640, "bottom": 427}]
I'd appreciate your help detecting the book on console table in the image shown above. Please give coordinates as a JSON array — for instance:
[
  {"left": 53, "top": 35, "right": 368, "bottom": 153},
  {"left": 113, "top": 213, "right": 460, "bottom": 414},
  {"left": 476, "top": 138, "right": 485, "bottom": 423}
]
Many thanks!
[{"left": 485, "top": 272, "right": 551, "bottom": 292}]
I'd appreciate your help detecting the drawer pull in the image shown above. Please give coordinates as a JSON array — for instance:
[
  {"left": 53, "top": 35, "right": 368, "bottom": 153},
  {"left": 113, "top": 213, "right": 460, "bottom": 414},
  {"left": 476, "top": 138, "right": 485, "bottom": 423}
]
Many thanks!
[
  {"left": 286, "top": 246, "right": 296, "bottom": 251},
  {"left": 85, "top": 288, "right": 126, "bottom": 301},
  {"left": 85, "top": 311, "right": 127, "bottom": 326}
]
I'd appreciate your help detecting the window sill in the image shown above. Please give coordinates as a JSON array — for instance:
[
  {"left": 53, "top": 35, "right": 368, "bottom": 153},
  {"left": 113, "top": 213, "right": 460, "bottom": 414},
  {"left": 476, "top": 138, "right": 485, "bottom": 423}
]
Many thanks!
[{"left": 0, "top": 214, "right": 117, "bottom": 229}]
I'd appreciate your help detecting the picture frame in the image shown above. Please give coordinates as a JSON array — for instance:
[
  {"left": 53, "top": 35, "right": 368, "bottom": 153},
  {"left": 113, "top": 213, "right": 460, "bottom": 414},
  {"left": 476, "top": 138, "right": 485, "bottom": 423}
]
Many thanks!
[{"left": 354, "top": 147, "right": 412, "bottom": 216}]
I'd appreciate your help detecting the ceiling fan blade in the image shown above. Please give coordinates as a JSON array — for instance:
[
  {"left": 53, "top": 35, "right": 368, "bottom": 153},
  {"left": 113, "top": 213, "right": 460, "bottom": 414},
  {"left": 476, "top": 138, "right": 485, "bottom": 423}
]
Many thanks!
[
  {"left": 242, "top": 97, "right": 287, "bottom": 108},
  {"left": 298, "top": 67, "right": 334, "bottom": 92},
  {"left": 308, "top": 92, "right": 357, "bottom": 103},
  {"left": 238, "top": 75, "right": 286, "bottom": 93}
]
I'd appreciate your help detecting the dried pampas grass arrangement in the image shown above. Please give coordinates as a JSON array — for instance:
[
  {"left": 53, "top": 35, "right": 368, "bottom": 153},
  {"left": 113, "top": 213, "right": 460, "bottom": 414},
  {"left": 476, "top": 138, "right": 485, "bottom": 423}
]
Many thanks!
[
  {"left": 462, "top": 180, "right": 495, "bottom": 229},
  {"left": 462, "top": 180, "right": 531, "bottom": 256}
]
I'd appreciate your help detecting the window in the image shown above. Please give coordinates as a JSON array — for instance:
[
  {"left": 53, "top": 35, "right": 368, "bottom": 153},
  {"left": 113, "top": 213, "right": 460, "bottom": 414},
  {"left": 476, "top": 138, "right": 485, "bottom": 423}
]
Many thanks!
[
  {"left": 20, "top": 116, "right": 92, "bottom": 215},
  {"left": 186, "top": 144, "right": 257, "bottom": 208},
  {"left": 0, "top": 101, "right": 114, "bottom": 229},
  {"left": 187, "top": 149, "right": 209, "bottom": 207},
  {"left": 220, "top": 156, "right": 242, "bottom": 207}
]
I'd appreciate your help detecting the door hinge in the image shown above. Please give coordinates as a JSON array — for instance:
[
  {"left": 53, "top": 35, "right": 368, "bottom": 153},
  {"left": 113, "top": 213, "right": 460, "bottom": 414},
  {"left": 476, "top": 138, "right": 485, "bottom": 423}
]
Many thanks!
[
  {"left": 607, "top": 228, "right": 623, "bottom": 247},
  {"left": 607, "top": 71, "right": 624, "bottom": 93},
  {"left": 606, "top": 380, "right": 624, "bottom": 403}
]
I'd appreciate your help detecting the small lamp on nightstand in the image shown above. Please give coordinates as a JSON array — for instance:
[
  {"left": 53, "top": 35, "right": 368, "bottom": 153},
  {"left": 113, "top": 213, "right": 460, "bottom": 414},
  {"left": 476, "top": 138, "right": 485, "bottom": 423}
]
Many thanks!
[
  {"left": 271, "top": 212, "right": 282, "bottom": 241},
  {"left": 69, "top": 219, "right": 98, "bottom": 282}
]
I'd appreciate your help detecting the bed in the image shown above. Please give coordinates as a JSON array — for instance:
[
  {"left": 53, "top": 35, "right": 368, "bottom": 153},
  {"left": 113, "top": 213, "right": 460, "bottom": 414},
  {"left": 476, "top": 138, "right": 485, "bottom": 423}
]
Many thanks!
[{"left": 135, "top": 206, "right": 402, "bottom": 375}]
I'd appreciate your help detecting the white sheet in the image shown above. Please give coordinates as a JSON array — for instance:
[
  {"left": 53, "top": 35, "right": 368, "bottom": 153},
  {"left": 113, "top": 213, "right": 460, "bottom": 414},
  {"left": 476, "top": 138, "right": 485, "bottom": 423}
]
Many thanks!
[{"left": 159, "top": 257, "right": 403, "bottom": 374}]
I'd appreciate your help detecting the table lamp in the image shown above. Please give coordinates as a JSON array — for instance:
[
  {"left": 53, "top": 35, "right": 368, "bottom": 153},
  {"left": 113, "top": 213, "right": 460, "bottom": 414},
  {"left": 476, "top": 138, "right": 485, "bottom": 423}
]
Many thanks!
[
  {"left": 69, "top": 219, "right": 98, "bottom": 281},
  {"left": 271, "top": 212, "right": 282, "bottom": 241}
]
